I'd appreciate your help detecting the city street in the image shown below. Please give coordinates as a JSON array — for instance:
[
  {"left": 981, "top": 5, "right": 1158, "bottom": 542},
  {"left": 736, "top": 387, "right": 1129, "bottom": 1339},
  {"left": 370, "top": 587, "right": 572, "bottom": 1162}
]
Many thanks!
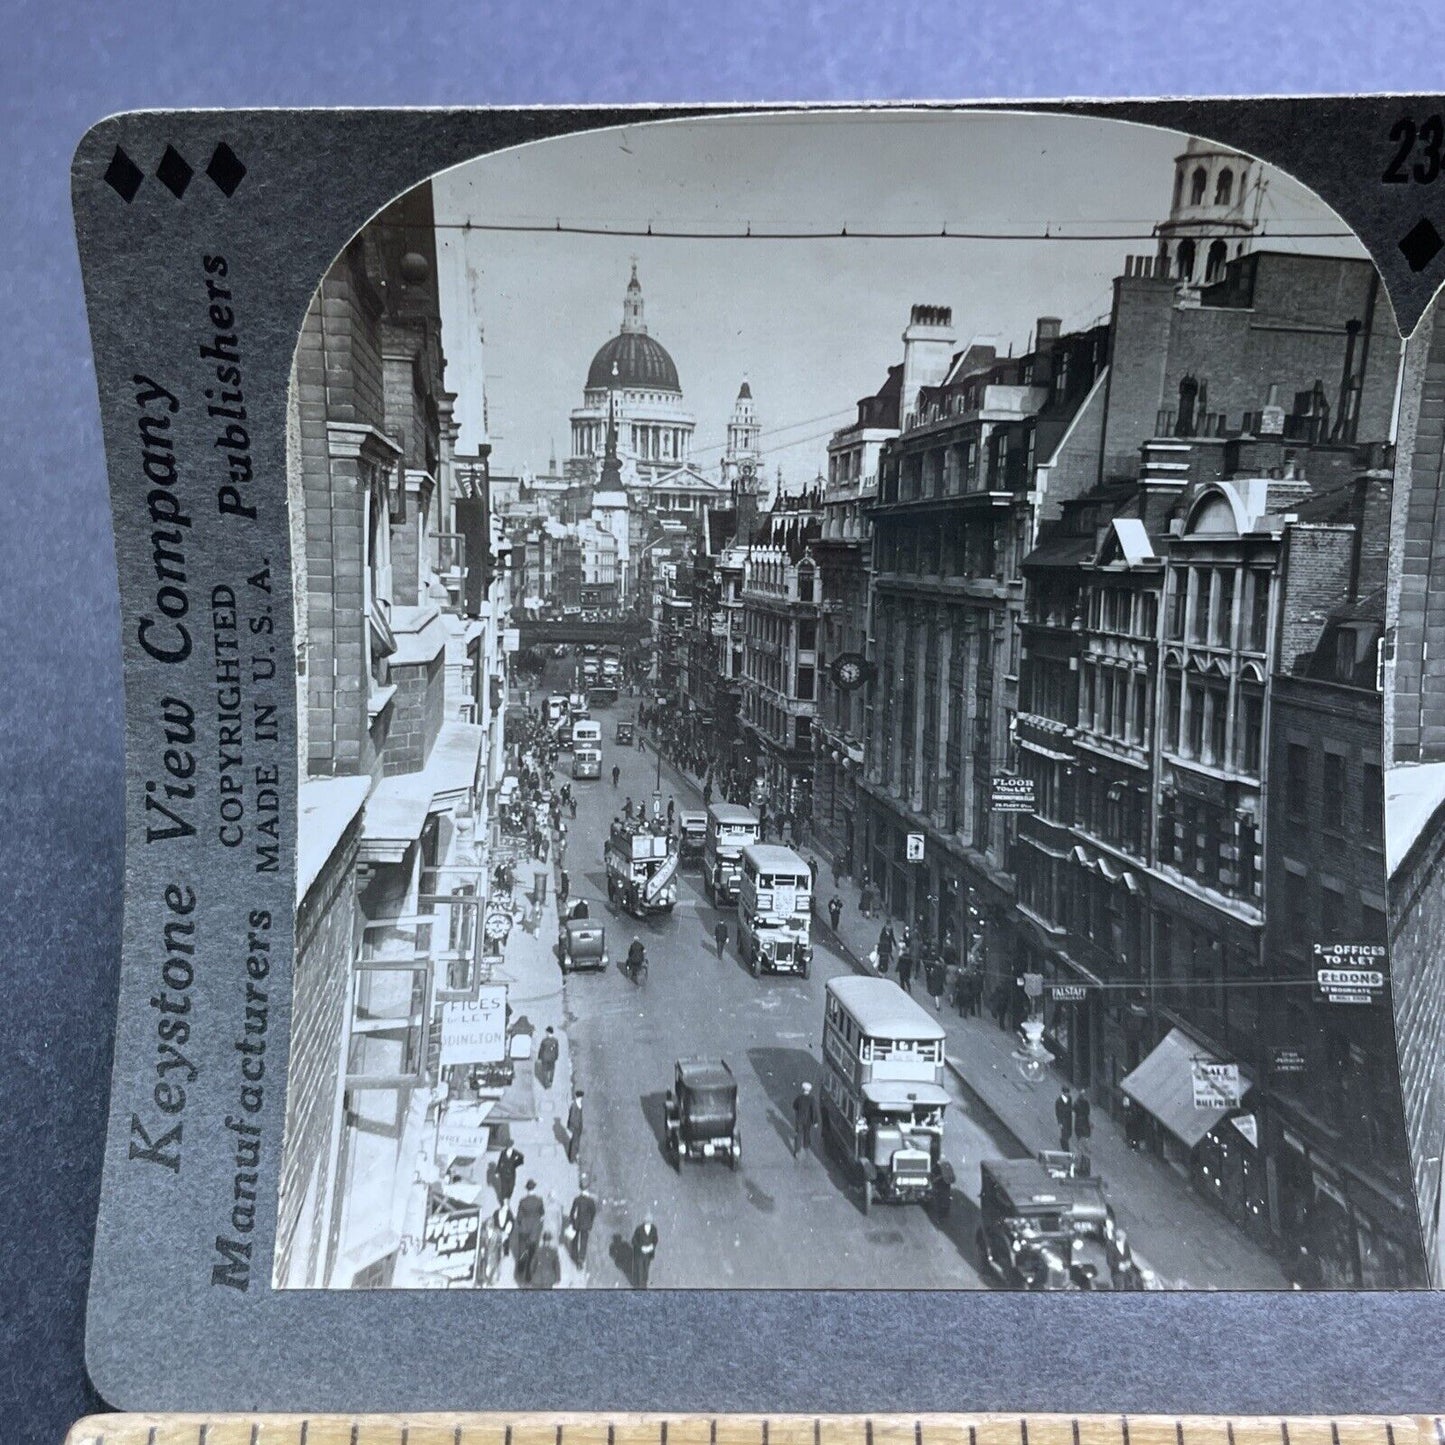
[{"left": 540, "top": 665, "right": 1003, "bottom": 1288}]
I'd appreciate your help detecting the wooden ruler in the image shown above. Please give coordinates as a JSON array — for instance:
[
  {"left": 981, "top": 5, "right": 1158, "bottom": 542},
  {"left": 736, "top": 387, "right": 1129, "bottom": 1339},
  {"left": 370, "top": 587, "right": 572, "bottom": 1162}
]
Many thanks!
[{"left": 59, "top": 1416, "right": 1442, "bottom": 1445}]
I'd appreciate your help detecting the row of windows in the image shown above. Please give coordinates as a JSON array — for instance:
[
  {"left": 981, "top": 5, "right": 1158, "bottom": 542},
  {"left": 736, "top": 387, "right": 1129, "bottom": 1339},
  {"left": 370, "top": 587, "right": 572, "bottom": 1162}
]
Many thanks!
[
  {"left": 1284, "top": 743, "right": 1384, "bottom": 838},
  {"left": 874, "top": 517, "right": 1028, "bottom": 584},
  {"left": 1080, "top": 664, "right": 1153, "bottom": 750},
  {"left": 743, "top": 693, "right": 813, "bottom": 751},
  {"left": 1173, "top": 162, "right": 1240, "bottom": 211},
  {"left": 1164, "top": 566, "right": 1272, "bottom": 653},
  {"left": 1088, "top": 586, "right": 1160, "bottom": 639},
  {"left": 1158, "top": 792, "right": 1261, "bottom": 902},
  {"left": 1162, "top": 673, "right": 1264, "bottom": 777}
]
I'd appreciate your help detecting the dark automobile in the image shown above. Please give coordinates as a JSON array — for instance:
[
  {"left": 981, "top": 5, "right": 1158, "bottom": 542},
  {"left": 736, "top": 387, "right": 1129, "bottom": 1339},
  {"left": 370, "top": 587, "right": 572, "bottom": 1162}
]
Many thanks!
[
  {"left": 616, "top": 721, "right": 635, "bottom": 745},
  {"left": 664, "top": 1058, "right": 741, "bottom": 1169},
  {"left": 975, "top": 1157, "right": 1116, "bottom": 1290},
  {"left": 559, "top": 918, "right": 609, "bottom": 973}
]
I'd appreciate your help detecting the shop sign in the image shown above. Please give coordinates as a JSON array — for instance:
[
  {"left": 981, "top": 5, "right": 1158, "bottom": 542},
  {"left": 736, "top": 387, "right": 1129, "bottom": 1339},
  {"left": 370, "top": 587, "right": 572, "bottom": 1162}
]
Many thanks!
[
  {"left": 1313, "top": 943, "right": 1386, "bottom": 1005},
  {"left": 1191, "top": 1057, "right": 1242, "bottom": 1109},
  {"left": 502, "top": 627, "right": 520, "bottom": 653},
  {"left": 1230, "top": 1113, "right": 1259, "bottom": 1148},
  {"left": 1270, "top": 1045, "right": 1308, "bottom": 1076},
  {"left": 1022, "top": 971, "right": 1044, "bottom": 999},
  {"left": 905, "top": 832, "right": 926, "bottom": 862},
  {"left": 483, "top": 908, "right": 513, "bottom": 942},
  {"left": 424, "top": 1200, "right": 481, "bottom": 1261},
  {"left": 439, "top": 986, "right": 508, "bottom": 1067},
  {"left": 990, "top": 773, "right": 1036, "bottom": 813},
  {"left": 1049, "top": 983, "right": 1088, "bottom": 1002}
]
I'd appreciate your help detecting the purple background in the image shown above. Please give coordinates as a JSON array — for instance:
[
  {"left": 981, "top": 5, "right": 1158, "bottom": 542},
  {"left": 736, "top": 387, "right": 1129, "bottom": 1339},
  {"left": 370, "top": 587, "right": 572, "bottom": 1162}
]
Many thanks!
[{"left": 7, "top": 3, "right": 1445, "bottom": 1442}]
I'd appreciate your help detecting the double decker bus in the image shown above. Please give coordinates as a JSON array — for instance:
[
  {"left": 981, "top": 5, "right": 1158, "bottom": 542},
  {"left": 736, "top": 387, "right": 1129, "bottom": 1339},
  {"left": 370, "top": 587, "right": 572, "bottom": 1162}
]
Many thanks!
[
  {"left": 702, "top": 802, "right": 760, "bottom": 904},
  {"left": 820, "top": 976, "right": 954, "bottom": 1215},
  {"left": 737, "top": 843, "right": 812, "bottom": 977}
]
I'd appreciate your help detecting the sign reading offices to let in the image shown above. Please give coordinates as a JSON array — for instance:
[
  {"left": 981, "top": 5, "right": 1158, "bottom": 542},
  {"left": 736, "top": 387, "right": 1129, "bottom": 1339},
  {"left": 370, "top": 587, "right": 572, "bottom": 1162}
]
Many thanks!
[
  {"left": 440, "top": 986, "right": 508, "bottom": 1066},
  {"left": 1313, "top": 942, "right": 1387, "bottom": 1005},
  {"left": 1192, "top": 1057, "right": 1242, "bottom": 1109},
  {"left": 990, "top": 774, "right": 1036, "bottom": 813}
]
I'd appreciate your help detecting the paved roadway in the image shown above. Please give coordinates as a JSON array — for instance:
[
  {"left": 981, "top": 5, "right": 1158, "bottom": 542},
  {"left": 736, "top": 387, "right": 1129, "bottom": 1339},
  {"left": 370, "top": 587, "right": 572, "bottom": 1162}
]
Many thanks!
[{"left": 535, "top": 666, "right": 1005, "bottom": 1288}]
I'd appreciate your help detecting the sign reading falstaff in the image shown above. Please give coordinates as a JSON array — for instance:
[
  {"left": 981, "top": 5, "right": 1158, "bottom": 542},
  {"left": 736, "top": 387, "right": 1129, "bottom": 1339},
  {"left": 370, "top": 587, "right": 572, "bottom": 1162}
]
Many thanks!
[{"left": 439, "top": 986, "right": 508, "bottom": 1067}]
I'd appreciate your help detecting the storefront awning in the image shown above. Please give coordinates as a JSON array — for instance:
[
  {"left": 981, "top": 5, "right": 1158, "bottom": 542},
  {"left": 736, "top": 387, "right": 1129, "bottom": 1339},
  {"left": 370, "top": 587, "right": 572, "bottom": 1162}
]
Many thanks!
[{"left": 1121, "top": 1026, "right": 1249, "bottom": 1150}]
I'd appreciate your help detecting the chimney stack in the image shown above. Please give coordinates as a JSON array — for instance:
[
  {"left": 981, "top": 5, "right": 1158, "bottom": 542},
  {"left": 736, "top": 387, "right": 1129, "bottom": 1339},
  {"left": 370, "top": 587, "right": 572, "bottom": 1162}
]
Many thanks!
[{"left": 901, "top": 303, "right": 956, "bottom": 426}]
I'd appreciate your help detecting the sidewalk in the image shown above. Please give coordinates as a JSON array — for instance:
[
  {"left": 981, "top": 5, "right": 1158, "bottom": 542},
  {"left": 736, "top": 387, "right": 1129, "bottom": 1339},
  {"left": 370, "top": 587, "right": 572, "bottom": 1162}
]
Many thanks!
[
  {"left": 483, "top": 842, "right": 587, "bottom": 1287},
  {"left": 813, "top": 885, "right": 1287, "bottom": 1289}
]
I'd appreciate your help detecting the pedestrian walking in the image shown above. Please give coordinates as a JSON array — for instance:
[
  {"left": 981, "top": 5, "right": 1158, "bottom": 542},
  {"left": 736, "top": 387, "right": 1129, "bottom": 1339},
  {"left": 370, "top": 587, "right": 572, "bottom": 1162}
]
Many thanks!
[
  {"left": 493, "top": 1141, "right": 524, "bottom": 1204},
  {"left": 623, "top": 796, "right": 634, "bottom": 820},
  {"left": 558, "top": 870, "right": 570, "bottom": 909},
  {"left": 567, "top": 1177, "right": 597, "bottom": 1268},
  {"left": 1055, "top": 1087, "right": 1074, "bottom": 1152},
  {"left": 565, "top": 1089, "right": 585, "bottom": 1163},
  {"left": 925, "top": 955, "right": 947, "bottom": 1011},
  {"left": 714, "top": 919, "right": 729, "bottom": 957},
  {"left": 896, "top": 946, "right": 914, "bottom": 995},
  {"left": 792, "top": 1081, "right": 819, "bottom": 1157},
  {"left": 479, "top": 1202, "right": 514, "bottom": 1286},
  {"left": 535, "top": 1026, "right": 560, "bottom": 1090},
  {"left": 631, "top": 1215, "right": 660, "bottom": 1288},
  {"left": 703, "top": 781, "right": 713, "bottom": 807},
  {"left": 527, "top": 1231, "right": 562, "bottom": 1289},
  {"left": 827, "top": 894, "right": 843, "bottom": 933},
  {"left": 1072, "top": 1090, "right": 1093, "bottom": 1152},
  {"left": 612, "top": 764, "right": 621, "bottom": 788},
  {"left": 666, "top": 796, "right": 675, "bottom": 827},
  {"left": 569, "top": 795, "right": 578, "bottom": 819},
  {"left": 878, "top": 922, "right": 895, "bottom": 971},
  {"left": 514, "top": 1181, "right": 545, "bottom": 1281},
  {"left": 1122, "top": 1094, "right": 1145, "bottom": 1151}
]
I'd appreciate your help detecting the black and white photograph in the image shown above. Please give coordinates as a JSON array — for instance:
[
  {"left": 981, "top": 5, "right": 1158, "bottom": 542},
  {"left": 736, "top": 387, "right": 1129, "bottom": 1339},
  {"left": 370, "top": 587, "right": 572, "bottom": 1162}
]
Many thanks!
[{"left": 273, "top": 108, "right": 1438, "bottom": 1293}]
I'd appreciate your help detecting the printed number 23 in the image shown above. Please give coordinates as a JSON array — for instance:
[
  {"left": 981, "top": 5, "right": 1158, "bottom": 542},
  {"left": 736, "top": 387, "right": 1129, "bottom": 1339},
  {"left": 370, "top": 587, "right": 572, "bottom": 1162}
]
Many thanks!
[{"left": 1384, "top": 114, "right": 1444, "bottom": 184}]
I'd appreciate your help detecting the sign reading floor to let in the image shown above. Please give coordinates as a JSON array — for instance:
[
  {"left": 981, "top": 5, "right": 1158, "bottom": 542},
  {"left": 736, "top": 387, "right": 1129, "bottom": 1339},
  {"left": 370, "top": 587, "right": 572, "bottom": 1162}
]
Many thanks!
[{"left": 990, "top": 774, "right": 1036, "bottom": 813}]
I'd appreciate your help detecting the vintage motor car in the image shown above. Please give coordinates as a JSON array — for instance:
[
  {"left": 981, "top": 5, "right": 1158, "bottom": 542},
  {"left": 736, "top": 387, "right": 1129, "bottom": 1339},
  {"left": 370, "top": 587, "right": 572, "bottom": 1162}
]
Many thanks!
[
  {"left": 615, "top": 720, "right": 635, "bottom": 745},
  {"left": 975, "top": 1156, "right": 1117, "bottom": 1290},
  {"left": 664, "top": 1058, "right": 741, "bottom": 1169},
  {"left": 677, "top": 810, "right": 708, "bottom": 862},
  {"left": 559, "top": 918, "right": 609, "bottom": 973}
]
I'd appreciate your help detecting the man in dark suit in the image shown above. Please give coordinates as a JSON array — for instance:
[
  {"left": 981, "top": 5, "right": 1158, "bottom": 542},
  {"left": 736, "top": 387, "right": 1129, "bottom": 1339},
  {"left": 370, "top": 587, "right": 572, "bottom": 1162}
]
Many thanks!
[
  {"left": 566, "top": 1090, "right": 585, "bottom": 1164},
  {"left": 631, "top": 1214, "right": 660, "bottom": 1288},
  {"left": 568, "top": 1176, "right": 598, "bottom": 1267},
  {"left": 513, "top": 1180, "right": 545, "bottom": 1282},
  {"left": 494, "top": 1141, "right": 524, "bottom": 1205}
]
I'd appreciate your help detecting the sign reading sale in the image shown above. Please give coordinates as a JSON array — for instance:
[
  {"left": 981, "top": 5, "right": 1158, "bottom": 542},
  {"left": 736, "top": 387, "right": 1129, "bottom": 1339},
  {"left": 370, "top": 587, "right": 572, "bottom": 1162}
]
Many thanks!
[{"left": 439, "top": 985, "right": 508, "bottom": 1066}]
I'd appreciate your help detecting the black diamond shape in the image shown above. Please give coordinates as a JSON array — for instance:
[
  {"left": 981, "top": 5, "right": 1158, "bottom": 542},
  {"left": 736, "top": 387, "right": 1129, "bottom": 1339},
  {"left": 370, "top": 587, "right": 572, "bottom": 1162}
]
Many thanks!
[
  {"left": 205, "top": 141, "right": 246, "bottom": 197},
  {"left": 103, "top": 146, "right": 144, "bottom": 202},
  {"left": 155, "top": 145, "right": 193, "bottom": 198},
  {"left": 1399, "top": 217, "right": 1444, "bottom": 274}
]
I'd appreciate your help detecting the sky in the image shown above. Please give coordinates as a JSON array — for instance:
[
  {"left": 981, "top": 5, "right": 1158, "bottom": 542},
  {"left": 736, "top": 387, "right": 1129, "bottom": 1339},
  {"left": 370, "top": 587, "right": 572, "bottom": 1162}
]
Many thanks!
[{"left": 431, "top": 109, "right": 1365, "bottom": 484}]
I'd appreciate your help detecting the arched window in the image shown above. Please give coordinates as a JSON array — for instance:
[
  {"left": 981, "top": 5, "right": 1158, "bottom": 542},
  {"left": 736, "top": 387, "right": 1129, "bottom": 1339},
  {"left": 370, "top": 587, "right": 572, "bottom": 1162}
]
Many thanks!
[
  {"left": 1215, "top": 168, "right": 1234, "bottom": 206},
  {"left": 1173, "top": 169, "right": 1184, "bottom": 209},
  {"left": 1205, "top": 239, "right": 1228, "bottom": 283},
  {"left": 1190, "top": 167, "right": 1207, "bottom": 205},
  {"left": 1176, "top": 238, "right": 1196, "bottom": 281}
]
